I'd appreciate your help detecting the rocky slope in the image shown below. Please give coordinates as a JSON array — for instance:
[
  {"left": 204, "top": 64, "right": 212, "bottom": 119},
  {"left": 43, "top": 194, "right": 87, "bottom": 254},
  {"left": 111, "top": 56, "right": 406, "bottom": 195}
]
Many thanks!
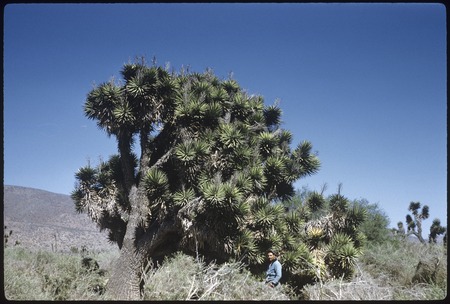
[{"left": 3, "top": 185, "right": 117, "bottom": 253}]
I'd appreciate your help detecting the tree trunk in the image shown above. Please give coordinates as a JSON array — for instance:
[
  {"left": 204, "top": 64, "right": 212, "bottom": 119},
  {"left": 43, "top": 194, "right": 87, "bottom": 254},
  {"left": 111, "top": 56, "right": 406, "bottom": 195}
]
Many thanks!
[
  {"left": 106, "top": 238, "right": 145, "bottom": 300},
  {"left": 105, "top": 185, "right": 180, "bottom": 300},
  {"left": 118, "top": 130, "right": 136, "bottom": 193},
  {"left": 105, "top": 185, "right": 147, "bottom": 300}
]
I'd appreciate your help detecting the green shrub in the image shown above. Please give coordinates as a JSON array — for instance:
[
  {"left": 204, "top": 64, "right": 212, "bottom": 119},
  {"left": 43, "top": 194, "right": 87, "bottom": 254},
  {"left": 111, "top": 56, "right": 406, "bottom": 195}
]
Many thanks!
[{"left": 3, "top": 246, "right": 112, "bottom": 300}]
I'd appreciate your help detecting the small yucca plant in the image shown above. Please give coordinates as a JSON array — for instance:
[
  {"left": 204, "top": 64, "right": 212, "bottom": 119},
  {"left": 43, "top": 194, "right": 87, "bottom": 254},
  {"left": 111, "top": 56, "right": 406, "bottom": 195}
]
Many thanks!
[{"left": 325, "top": 233, "right": 360, "bottom": 279}]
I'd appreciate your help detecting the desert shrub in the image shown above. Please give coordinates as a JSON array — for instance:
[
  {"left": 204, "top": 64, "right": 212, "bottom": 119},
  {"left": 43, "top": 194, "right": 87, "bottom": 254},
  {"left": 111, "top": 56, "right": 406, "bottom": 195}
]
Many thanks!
[
  {"left": 3, "top": 246, "right": 112, "bottom": 300},
  {"left": 359, "top": 238, "right": 446, "bottom": 300},
  {"left": 303, "top": 237, "right": 447, "bottom": 301},
  {"left": 302, "top": 262, "right": 393, "bottom": 300},
  {"left": 392, "top": 284, "right": 447, "bottom": 300},
  {"left": 3, "top": 247, "right": 48, "bottom": 300},
  {"left": 352, "top": 199, "right": 390, "bottom": 244},
  {"left": 360, "top": 239, "right": 414, "bottom": 286},
  {"left": 361, "top": 239, "right": 446, "bottom": 287},
  {"left": 143, "top": 252, "right": 292, "bottom": 300}
]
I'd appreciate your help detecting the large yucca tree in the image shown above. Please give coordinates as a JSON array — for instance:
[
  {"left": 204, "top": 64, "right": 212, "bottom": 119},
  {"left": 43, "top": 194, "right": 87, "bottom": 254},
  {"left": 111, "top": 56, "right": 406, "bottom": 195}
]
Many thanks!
[{"left": 72, "top": 59, "right": 320, "bottom": 299}]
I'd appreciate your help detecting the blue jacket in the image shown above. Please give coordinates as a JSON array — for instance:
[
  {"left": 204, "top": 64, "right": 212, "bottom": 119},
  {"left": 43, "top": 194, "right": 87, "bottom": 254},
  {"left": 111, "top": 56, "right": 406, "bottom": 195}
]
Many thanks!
[{"left": 266, "top": 259, "right": 282, "bottom": 285}]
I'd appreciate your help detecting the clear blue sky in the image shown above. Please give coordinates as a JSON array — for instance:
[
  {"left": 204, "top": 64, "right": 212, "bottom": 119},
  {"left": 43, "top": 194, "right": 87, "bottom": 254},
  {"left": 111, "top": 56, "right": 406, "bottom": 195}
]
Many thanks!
[{"left": 4, "top": 3, "right": 447, "bottom": 234}]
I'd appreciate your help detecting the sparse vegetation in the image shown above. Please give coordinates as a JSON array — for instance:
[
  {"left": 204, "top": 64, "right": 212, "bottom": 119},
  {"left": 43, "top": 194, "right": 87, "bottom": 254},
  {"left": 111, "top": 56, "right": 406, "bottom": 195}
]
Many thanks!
[
  {"left": 298, "top": 237, "right": 447, "bottom": 300},
  {"left": 4, "top": 235, "right": 446, "bottom": 300},
  {"left": 3, "top": 246, "right": 291, "bottom": 300},
  {"left": 5, "top": 185, "right": 446, "bottom": 300},
  {"left": 143, "top": 252, "right": 291, "bottom": 300},
  {"left": 3, "top": 247, "right": 117, "bottom": 300}
]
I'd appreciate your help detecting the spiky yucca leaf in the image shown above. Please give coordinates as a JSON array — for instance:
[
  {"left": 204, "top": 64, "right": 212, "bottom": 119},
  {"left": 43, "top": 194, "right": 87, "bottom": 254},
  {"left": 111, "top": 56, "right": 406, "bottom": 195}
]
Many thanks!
[
  {"left": 174, "top": 98, "right": 207, "bottom": 124},
  {"left": 329, "top": 193, "right": 349, "bottom": 214},
  {"left": 254, "top": 205, "right": 277, "bottom": 229},
  {"left": 75, "top": 166, "right": 97, "bottom": 184},
  {"left": 282, "top": 233, "right": 297, "bottom": 251},
  {"left": 223, "top": 182, "right": 243, "bottom": 205},
  {"left": 246, "top": 111, "right": 265, "bottom": 127},
  {"left": 219, "top": 123, "right": 244, "bottom": 149},
  {"left": 294, "top": 204, "right": 311, "bottom": 222},
  {"left": 329, "top": 232, "right": 353, "bottom": 248},
  {"left": 233, "top": 146, "right": 253, "bottom": 169},
  {"left": 174, "top": 141, "right": 197, "bottom": 163},
  {"left": 327, "top": 243, "right": 360, "bottom": 280},
  {"left": 192, "top": 140, "right": 210, "bottom": 157},
  {"left": 306, "top": 227, "right": 325, "bottom": 250},
  {"left": 421, "top": 205, "right": 430, "bottom": 219},
  {"left": 230, "top": 92, "right": 252, "bottom": 120},
  {"left": 200, "top": 181, "right": 225, "bottom": 206},
  {"left": 337, "top": 243, "right": 360, "bottom": 266},
  {"left": 264, "top": 155, "right": 286, "bottom": 183},
  {"left": 113, "top": 100, "right": 135, "bottom": 126},
  {"left": 409, "top": 201, "right": 421, "bottom": 214},
  {"left": 222, "top": 79, "right": 240, "bottom": 95},
  {"left": 126, "top": 76, "right": 151, "bottom": 98},
  {"left": 192, "top": 80, "right": 212, "bottom": 98},
  {"left": 284, "top": 211, "right": 303, "bottom": 234},
  {"left": 306, "top": 191, "right": 326, "bottom": 213},
  {"left": 121, "top": 63, "right": 139, "bottom": 82},
  {"left": 258, "top": 131, "right": 278, "bottom": 157},
  {"left": 292, "top": 140, "right": 321, "bottom": 177},
  {"left": 406, "top": 214, "right": 416, "bottom": 231},
  {"left": 353, "top": 231, "right": 367, "bottom": 249},
  {"left": 211, "top": 86, "right": 229, "bottom": 103},
  {"left": 204, "top": 102, "right": 223, "bottom": 124},
  {"left": 267, "top": 232, "right": 283, "bottom": 253},
  {"left": 144, "top": 168, "right": 169, "bottom": 200},
  {"left": 263, "top": 105, "right": 281, "bottom": 127},
  {"left": 233, "top": 228, "right": 255, "bottom": 256},
  {"left": 234, "top": 200, "right": 251, "bottom": 224},
  {"left": 286, "top": 242, "right": 316, "bottom": 277},
  {"left": 173, "top": 188, "right": 196, "bottom": 207},
  {"left": 248, "top": 165, "right": 267, "bottom": 191},
  {"left": 234, "top": 172, "right": 253, "bottom": 194},
  {"left": 248, "top": 94, "right": 264, "bottom": 110},
  {"left": 272, "top": 203, "right": 286, "bottom": 217},
  {"left": 84, "top": 82, "right": 122, "bottom": 135},
  {"left": 346, "top": 203, "right": 368, "bottom": 228},
  {"left": 278, "top": 129, "right": 293, "bottom": 146},
  {"left": 280, "top": 250, "right": 302, "bottom": 274}
]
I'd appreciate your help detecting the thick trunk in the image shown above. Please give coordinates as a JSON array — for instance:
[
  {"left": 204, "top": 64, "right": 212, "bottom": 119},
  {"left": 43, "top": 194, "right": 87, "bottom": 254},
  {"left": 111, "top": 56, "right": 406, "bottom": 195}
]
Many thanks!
[
  {"left": 105, "top": 185, "right": 180, "bottom": 300},
  {"left": 106, "top": 186, "right": 146, "bottom": 300},
  {"left": 106, "top": 238, "right": 144, "bottom": 300},
  {"left": 105, "top": 127, "right": 179, "bottom": 300}
]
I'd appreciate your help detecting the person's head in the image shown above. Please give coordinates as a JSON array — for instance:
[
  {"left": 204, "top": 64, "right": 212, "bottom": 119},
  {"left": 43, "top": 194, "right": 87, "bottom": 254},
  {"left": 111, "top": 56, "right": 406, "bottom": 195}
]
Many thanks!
[{"left": 267, "top": 250, "right": 278, "bottom": 262}]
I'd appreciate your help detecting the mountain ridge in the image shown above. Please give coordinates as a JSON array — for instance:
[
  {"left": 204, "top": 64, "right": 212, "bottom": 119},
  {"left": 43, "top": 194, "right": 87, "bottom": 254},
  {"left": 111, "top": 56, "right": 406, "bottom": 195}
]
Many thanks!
[{"left": 3, "top": 185, "right": 117, "bottom": 253}]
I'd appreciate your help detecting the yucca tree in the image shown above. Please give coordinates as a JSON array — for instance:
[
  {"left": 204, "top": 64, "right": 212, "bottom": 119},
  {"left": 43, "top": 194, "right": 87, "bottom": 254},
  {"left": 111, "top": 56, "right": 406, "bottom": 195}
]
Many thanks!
[
  {"left": 288, "top": 186, "right": 367, "bottom": 284},
  {"left": 403, "top": 201, "right": 429, "bottom": 244},
  {"left": 72, "top": 59, "right": 320, "bottom": 299},
  {"left": 428, "top": 218, "right": 446, "bottom": 244}
]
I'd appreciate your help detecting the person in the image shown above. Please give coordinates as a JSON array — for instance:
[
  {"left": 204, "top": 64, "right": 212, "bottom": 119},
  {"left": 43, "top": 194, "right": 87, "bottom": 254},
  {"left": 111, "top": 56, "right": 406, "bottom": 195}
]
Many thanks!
[{"left": 265, "top": 250, "right": 282, "bottom": 287}]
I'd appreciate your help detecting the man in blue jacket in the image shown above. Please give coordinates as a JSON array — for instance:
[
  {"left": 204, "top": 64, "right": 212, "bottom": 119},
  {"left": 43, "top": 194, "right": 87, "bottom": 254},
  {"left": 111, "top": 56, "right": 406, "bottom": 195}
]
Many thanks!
[{"left": 265, "top": 250, "right": 282, "bottom": 287}]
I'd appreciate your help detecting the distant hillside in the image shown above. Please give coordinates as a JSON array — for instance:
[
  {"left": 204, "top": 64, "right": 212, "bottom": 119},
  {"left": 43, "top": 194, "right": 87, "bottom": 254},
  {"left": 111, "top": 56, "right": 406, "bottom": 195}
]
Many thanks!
[{"left": 3, "top": 185, "right": 117, "bottom": 253}]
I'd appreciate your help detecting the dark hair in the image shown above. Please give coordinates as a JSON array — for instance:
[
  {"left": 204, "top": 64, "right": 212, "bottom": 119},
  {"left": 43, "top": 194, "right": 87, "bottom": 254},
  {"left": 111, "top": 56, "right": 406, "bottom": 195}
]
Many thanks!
[{"left": 267, "top": 249, "right": 278, "bottom": 256}]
